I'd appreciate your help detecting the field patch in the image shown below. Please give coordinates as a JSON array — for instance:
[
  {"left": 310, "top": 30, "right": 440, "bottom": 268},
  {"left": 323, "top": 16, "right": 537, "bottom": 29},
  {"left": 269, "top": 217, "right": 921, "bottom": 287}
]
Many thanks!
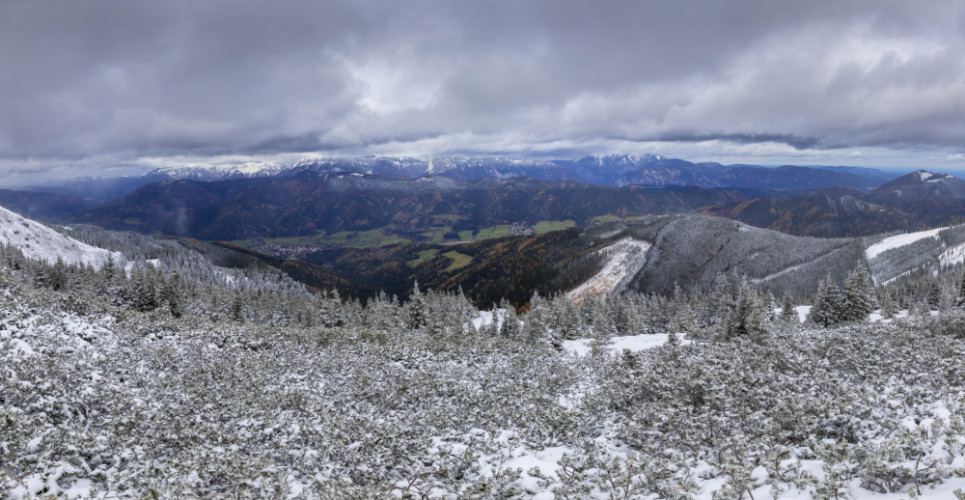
[
  {"left": 442, "top": 250, "right": 472, "bottom": 272},
  {"left": 533, "top": 220, "right": 575, "bottom": 234}
]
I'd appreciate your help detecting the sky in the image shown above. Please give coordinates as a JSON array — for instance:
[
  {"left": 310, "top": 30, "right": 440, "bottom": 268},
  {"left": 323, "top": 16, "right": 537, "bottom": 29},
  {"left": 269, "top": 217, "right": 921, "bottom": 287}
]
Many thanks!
[{"left": 1, "top": 0, "right": 965, "bottom": 185}]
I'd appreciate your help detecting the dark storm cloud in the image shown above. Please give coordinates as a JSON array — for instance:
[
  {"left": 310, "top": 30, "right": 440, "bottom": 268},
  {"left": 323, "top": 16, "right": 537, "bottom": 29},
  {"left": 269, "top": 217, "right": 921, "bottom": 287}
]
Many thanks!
[{"left": 1, "top": 0, "right": 964, "bottom": 180}]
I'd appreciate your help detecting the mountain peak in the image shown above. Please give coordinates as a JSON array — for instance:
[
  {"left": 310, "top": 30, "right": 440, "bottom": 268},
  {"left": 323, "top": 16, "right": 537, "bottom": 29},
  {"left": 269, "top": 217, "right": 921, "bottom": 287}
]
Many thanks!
[
  {"left": 877, "top": 170, "right": 955, "bottom": 190},
  {"left": 911, "top": 169, "right": 952, "bottom": 182}
]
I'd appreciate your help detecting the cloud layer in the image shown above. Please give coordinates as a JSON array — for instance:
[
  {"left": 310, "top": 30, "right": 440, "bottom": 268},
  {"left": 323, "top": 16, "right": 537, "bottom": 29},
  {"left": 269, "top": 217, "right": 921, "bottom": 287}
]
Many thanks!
[{"left": 1, "top": 0, "right": 964, "bottom": 182}]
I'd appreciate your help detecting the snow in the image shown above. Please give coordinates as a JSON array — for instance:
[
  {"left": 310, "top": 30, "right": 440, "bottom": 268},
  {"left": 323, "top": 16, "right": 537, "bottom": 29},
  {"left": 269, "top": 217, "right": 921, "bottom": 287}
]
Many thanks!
[
  {"left": 939, "top": 242, "right": 965, "bottom": 267},
  {"left": 151, "top": 161, "right": 286, "bottom": 179},
  {"left": 865, "top": 226, "right": 947, "bottom": 260},
  {"left": 870, "top": 309, "right": 910, "bottom": 322},
  {"left": 567, "top": 238, "right": 651, "bottom": 303},
  {"left": 0, "top": 204, "right": 124, "bottom": 270},
  {"left": 502, "top": 446, "right": 572, "bottom": 496},
  {"left": 794, "top": 305, "right": 811, "bottom": 323},
  {"left": 563, "top": 333, "right": 690, "bottom": 356},
  {"left": 471, "top": 308, "right": 507, "bottom": 332},
  {"left": 918, "top": 170, "right": 935, "bottom": 181}
]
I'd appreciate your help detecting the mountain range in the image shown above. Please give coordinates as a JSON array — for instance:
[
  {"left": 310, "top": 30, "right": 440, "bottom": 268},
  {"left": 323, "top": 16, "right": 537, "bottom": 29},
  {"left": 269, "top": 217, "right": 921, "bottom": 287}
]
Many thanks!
[
  {"left": 21, "top": 154, "right": 898, "bottom": 206},
  {"left": 702, "top": 170, "right": 965, "bottom": 237},
  {"left": 176, "top": 154, "right": 894, "bottom": 191},
  {"left": 68, "top": 172, "right": 755, "bottom": 241},
  {"left": 11, "top": 154, "right": 965, "bottom": 247}
]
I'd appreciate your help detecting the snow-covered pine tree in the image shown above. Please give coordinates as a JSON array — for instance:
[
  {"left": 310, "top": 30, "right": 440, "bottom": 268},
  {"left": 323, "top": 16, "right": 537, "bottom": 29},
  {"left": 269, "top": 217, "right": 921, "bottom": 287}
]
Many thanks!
[
  {"left": 841, "top": 267, "right": 876, "bottom": 322},
  {"left": 161, "top": 271, "right": 183, "bottom": 318},
  {"left": 780, "top": 294, "right": 798, "bottom": 324},
  {"left": 403, "top": 280, "right": 427, "bottom": 330},
  {"left": 499, "top": 299, "right": 521, "bottom": 339},
  {"left": 808, "top": 276, "right": 845, "bottom": 327},
  {"left": 721, "top": 275, "right": 767, "bottom": 340},
  {"left": 956, "top": 271, "right": 965, "bottom": 308}
]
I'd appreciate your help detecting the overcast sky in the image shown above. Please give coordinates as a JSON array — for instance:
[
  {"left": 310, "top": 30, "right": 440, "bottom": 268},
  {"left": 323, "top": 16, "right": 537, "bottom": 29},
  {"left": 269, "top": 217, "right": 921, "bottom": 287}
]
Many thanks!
[{"left": 2, "top": 0, "right": 965, "bottom": 184}]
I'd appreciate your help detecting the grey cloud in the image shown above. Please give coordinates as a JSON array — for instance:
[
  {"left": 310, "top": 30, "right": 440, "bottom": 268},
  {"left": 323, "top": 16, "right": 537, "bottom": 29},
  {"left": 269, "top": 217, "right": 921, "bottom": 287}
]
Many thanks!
[{"left": 1, "top": 0, "right": 964, "bottom": 180}]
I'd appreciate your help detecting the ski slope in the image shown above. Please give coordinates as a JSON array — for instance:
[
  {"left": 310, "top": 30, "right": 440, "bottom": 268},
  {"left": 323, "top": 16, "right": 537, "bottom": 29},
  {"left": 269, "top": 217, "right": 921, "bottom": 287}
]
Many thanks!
[{"left": 0, "top": 204, "right": 123, "bottom": 270}]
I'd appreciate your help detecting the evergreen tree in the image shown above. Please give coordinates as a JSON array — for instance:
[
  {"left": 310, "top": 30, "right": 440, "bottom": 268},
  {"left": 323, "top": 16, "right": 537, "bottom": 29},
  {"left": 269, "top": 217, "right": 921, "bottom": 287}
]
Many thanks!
[
  {"left": 132, "top": 269, "right": 159, "bottom": 312},
  {"left": 590, "top": 298, "right": 613, "bottom": 347},
  {"left": 841, "top": 267, "right": 876, "bottom": 322},
  {"left": 230, "top": 294, "right": 246, "bottom": 323},
  {"left": 161, "top": 271, "right": 184, "bottom": 318},
  {"left": 721, "top": 276, "right": 767, "bottom": 340},
  {"left": 926, "top": 280, "right": 943, "bottom": 310},
  {"left": 879, "top": 287, "right": 896, "bottom": 319},
  {"left": 404, "top": 281, "right": 427, "bottom": 330},
  {"left": 808, "top": 277, "right": 845, "bottom": 327},
  {"left": 956, "top": 271, "right": 965, "bottom": 308},
  {"left": 780, "top": 294, "right": 798, "bottom": 324},
  {"left": 500, "top": 301, "right": 521, "bottom": 339},
  {"left": 554, "top": 296, "right": 582, "bottom": 340}
]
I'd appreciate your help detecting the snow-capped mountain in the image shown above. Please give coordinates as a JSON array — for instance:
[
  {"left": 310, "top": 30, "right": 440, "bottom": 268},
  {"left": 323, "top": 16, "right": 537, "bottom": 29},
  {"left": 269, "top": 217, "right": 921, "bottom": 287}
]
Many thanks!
[
  {"left": 0, "top": 204, "right": 123, "bottom": 269},
  {"left": 144, "top": 162, "right": 288, "bottom": 182},
  {"left": 289, "top": 156, "right": 428, "bottom": 178}
]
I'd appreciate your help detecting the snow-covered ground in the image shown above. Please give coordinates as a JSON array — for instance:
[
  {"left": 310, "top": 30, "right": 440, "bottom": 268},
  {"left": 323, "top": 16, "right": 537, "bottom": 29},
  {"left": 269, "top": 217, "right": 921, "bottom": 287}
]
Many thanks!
[
  {"left": 865, "top": 227, "right": 948, "bottom": 260},
  {"left": 869, "top": 309, "right": 910, "bottom": 322},
  {"left": 0, "top": 204, "right": 123, "bottom": 270},
  {"left": 940, "top": 241, "right": 965, "bottom": 267},
  {"left": 778, "top": 305, "right": 913, "bottom": 324},
  {"left": 472, "top": 308, "right": 507, "bottom": 331},
  {"left": 567, "top": 238, "right": 651, "bottom": 303},
  {"left": 563, "top": 332, "right": 690, "bottom": 356}
]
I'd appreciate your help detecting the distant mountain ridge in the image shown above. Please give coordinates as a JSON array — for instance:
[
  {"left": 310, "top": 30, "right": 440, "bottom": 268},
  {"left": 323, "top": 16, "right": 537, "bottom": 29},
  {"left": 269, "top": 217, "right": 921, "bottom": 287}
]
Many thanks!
[
  {"left": 701, "top": 170, "right": 965, "bottom": 237},
  {"left": 14, "top": 154, "right": 900, "bottom": 213},
  {"left": 47, "top": 154, "right": 896, "bottom": 192},
  {"left": 69, "top": 172, "right": 755, "bottom": 241},
  {"left": 282, "top": 154, "right": 893, "bottom": 191}
]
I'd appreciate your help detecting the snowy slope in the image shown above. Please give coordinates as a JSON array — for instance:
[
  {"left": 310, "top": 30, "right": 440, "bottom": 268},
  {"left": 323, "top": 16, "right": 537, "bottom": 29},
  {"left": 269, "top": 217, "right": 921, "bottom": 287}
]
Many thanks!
[
  {"left": 940, "top": 242, "right": 965, "bottom": 267},
  {"left": 865, "top": 226, "right": 947, "bottom": 260},
  {"left": 0, "top": 204, "right": 123, "bottom": 269},
  {"left": 567, "top": 238, "right": 651, "bottom": 303}
]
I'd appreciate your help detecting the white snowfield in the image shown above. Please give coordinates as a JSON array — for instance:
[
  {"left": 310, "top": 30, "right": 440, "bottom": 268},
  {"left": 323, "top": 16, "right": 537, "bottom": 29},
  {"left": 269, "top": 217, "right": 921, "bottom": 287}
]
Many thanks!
[
  {"left": 0, "top": 205, "right": 123, "bottom": 270},
  {"left": 563, "top": 332, "right": 691, "bottom": 356},
  {"left": 865, "top": 226, "right": 948, "bottom": 260},
  {"left": 567, "top": 237, "right": 651, "bottom": 304}
]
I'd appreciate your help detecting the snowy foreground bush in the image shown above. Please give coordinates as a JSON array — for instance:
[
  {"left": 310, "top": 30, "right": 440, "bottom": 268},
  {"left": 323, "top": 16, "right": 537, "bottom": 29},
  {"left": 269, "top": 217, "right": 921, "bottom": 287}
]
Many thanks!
[{"left": 3, "top": 279, "right": 965, "bottom": 499}]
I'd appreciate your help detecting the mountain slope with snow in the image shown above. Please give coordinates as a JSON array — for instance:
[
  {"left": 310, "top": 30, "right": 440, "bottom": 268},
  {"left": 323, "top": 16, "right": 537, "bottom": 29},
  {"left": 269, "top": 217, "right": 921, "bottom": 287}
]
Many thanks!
[
  {"left": 568, "top": 238, "right": 651, "bottom": 303},
  {"left": 863, "top": 223, "right": 965, "bottom": 284},
  {"left": 865, "top": 226, "right": 948, "bottom": 260},
  {"left": 0, "top": 204, "right": 123, "bottom": 269}
]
